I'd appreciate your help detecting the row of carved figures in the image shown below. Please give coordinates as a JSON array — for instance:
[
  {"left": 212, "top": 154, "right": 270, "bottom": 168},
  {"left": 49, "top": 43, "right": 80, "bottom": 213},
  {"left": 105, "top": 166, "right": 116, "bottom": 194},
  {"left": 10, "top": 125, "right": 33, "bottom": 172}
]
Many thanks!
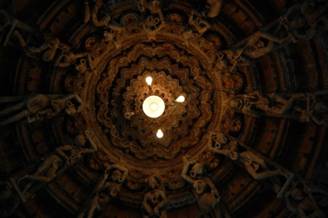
[
  {"left": 223, "top": 91, "right": 328, "bottom": 126},
  {"left": 214, "top": 0, "right": 328, "bottom": 72},
  {"left": 1, "top": 130, "right": 327, "bottom": 217},
  {"left": 0, "top": 129, "right": 97, "bottom": 216},
  {"left": 0, "top": 145, "right": 165, "bottom": 218},
  {"left": 180, "top": 132, "right": 327, "bottom": 217},
  {"left": 0, "top": 0, "right": 327, "bottom": 72},
  {"left": 0, "top": 94, "right": 82, "bottom": 127}
]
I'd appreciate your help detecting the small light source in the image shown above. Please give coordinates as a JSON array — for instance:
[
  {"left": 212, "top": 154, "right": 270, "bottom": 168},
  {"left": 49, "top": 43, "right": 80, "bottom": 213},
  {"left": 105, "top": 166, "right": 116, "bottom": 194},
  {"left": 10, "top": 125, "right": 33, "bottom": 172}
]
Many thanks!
[
  {"left": 175, "top": 95, "right": 185, "bottom": 103},
  {"left": 145, "top": 76, "right": 153, "bottom": 86},
  {"left": 156, "top": 129, "right": 164, "bottom": 139},
  {"left": 142, "top": 95, "right": 165, "bottom": 118}
]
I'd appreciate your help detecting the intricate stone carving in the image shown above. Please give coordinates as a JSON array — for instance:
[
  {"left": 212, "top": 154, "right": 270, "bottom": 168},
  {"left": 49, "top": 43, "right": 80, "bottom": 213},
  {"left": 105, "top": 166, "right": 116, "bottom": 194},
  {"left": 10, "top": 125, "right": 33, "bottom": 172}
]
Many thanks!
[
  {"left": 300, "top": 91, "right": 328, "bottom": 125},
  {"left": 85, "top": 0, "right": 111, "bottom": 28},
  {"left": 1, "top": 0, "right": 327, "bottom": 216},
  {"left": 240, "top": 31, "right": 290, "bottom": 59},
  {"left": 11, "top": 133, "right": 96, "bottom": 203},
  {"left": 0, "top": 10, "right": 34, "bottom": 46},
  {"left": 225, "top": 92, "right": 303, "bottom": 118},
  {"left": 188, "top": 12, "right": 210, "bottom": 35},
  {"left": 79, "top": 163, "right": 128, "bottom": 218},
  {"left": 181, "top": 156, "right": 220, "bottom": 214},
  {"left": 192, "top": 178, "right": 221, "bottom": 213},
  {"left": 280, "top": 179, "right": 326, "bottom": 218},
  {"left": 21, "top": 34, "right": 70, "bottom": 63},
  {"left": 55, "top": 50, "right": 89, "bottom": 69},
  {"left": 224, "top": 91, "right": 328, "bottom": 125},
  {"left": 281, "top": 0, "right": 328, "bottom": 41},
  {"left": 142, "top": 173, "right": 167, "bottom": 218},
  {"left": 221, "top": 72, "right": 244, "bottom": 94},
  {"left": 220, "top": 110, "right": 243, "bottom": 135},
  {"left": 209, "top": 133, "right": 292, "bottom": 181},
  {"left": 0, "top": 95, "right": 83, "bottom": 126},
  {"left": 181, "top": 156, "right": 208, "bottom": 184},
  {"left": 94, "top": 41, "right": 217, "bottom": 160}
]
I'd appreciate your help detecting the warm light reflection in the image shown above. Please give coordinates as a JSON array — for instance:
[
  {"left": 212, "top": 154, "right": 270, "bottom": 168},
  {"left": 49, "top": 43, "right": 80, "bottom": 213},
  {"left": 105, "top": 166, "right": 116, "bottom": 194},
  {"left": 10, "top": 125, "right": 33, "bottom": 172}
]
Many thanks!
[
  {"left": 156, "top": 129, "right": 164, "bottom": 138},
  {"left": 145, "top": 76, "right": 153, "bottom": 86},
  {"left": 142, "top": 95, "right": 165, "bottom": 118},
  {"left": 175, "top": 95, "right": 185, "bottom": 103}
]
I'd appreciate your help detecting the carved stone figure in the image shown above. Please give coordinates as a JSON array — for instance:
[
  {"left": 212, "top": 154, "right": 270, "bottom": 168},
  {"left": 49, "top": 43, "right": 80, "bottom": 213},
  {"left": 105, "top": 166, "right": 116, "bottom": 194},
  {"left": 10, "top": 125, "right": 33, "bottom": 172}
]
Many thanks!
[
  {"left": 144, "top": 16, "right": 163, "bottom": 33},
  {"left": 188, "top": 13, "right": 210, "bottom": 35},
  {"left": 146, "top": 173, "right": 164, "bottom": 190},
  {"left": 310, "top": 101, "right": 328, "bottom": 125},
  {"left": 281, "top": 5, "right": 314, "bottom": 40},
  {"left": 228, "top": 3, "right": 326, "bottom": 62},
  {"left": 282, "top": 180, "right": 325, "bottom": 218},
  {"left": 141, "top": 0, "right": 165, "bottom": 33},
  {"left": 143, "top": 189, "right": 167, "bottom": 218},
  {"left": 192, "top": 178, "right": 221, "bottom": 213},
  {"left": 84, "top": 0, "right": 110, "bottom": 27},
  {"left": 181, "top": 156, "right": 207, "bottom": 184},
  {"left": 242, "top": 31, "right": 290, "bottom": 59},
  {"left": 303, "top": 92, "right": 328, "bottom": 125},
  {"left": 221, "top": 111, "right": 242, "bottom": 135},
  {"left": 143, "top": 174, "right": 167, "bottom": 218},
  {"left": 239, "top": 151, "right": 287, "bottom": 180},
  {"left": 30, "top": 37, "right": 61, "bottom": 62},
  {"left": 280, "top": 0, "right": 328, "bottom": 41},
  {"left": 21, "top": 135, "right": 97, "bottom": 184},
  {"left": 209, "top": 133, "right": 289, "bottom": 181},
  {"left": 208, "top": 132, "right": 239, "bottom": 160},
  {"left": 9, "top": 134, "right": 96, "bottom": 204},
  {"left": 226, "top": 92, "right": 302, "bottom": 118},
  {"left": 0, "top": 10, "right": 34, "bottom": 46},
  {"left": 181, "top": 155, "right": 221, "bottom": 214},
  {"left": 228, "top": 91, "right": 328, "bottom": 124},
  {"left": 84, "top": 0, "right": 124, "bottom": 33},
  {"left": 22, "top": 150, "right": 64, "bottom": 184},
  {"left": 79, "top": 163, "right": 128, "bottom": 218},
  {"left": 0, "top": 94, "right": 83, "bottom": 126},
  {"left": 206, "top": 0, "right": 223, "bottom": 18},
  {"left": 12, "top": 30, "right": 72, "bottom": 63}
]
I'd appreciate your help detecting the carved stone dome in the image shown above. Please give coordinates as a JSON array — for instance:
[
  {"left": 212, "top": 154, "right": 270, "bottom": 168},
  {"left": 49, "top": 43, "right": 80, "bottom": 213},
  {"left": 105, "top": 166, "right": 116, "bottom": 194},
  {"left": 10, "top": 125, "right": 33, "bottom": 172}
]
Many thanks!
[{"left": 0, "top": 0, "right": 327, "bottom": 217}]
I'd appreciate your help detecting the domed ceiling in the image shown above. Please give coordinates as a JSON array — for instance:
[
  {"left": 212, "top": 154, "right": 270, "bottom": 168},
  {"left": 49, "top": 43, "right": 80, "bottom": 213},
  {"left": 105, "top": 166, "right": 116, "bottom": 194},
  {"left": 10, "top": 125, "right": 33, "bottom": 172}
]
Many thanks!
[{"left": 0, "top": 0, "right": 328, "bottom": 217}]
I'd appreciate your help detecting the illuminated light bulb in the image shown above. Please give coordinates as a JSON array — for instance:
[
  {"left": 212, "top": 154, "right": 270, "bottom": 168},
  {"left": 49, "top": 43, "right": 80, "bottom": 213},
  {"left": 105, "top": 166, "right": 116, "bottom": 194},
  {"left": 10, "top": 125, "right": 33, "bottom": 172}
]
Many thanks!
[
  {"left": 142, "top": 95, "right": 165, "bottom": 118},
  {"left": 156, "top": 129, "right": 164, "bottom": 139},
  {"left": 145, "top": 76, "right": 153, "bottom": 86},
  {"left": 175, "top": 95, "right": 185, "bottom": 103},
  {"left": 150, "top": 102, "right": 158, "bottom": 111}
]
